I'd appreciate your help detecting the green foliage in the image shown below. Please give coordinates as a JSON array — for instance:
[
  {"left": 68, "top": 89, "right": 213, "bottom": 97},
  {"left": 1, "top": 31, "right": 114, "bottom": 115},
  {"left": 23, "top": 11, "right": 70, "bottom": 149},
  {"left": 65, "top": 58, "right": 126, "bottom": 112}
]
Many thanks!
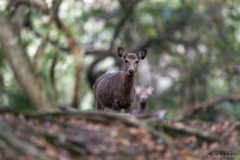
[
  {"left": 1, "top": 0, "right": 240, "bottom": 119},
  {"left": 7, "top": 88, "right": 34, "bottom": 110}
]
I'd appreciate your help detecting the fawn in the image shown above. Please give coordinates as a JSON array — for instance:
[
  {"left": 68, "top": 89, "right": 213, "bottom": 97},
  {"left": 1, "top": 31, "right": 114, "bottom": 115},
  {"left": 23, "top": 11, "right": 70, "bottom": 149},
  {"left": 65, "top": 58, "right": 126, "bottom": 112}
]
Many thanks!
[
  {"left": 93, "top": 47, "right": 147, "bottom": 114},
  {"left": 132, "top": 86, "right": 154, "bottom": 114}
]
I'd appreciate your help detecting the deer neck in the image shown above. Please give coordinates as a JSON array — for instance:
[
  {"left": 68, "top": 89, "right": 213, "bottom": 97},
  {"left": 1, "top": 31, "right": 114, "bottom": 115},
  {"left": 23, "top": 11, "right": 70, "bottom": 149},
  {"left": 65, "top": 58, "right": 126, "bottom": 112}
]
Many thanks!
[
  {"left": 138, "top": 102, "right": 147, "bottom": 112},
  {"left": 122, "top": 72, "right": 135, "bottom": 92}
]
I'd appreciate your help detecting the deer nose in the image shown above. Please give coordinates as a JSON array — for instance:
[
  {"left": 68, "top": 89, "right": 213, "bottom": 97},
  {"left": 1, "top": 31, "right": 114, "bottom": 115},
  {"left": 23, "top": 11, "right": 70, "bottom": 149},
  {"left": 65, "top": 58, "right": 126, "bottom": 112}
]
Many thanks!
[
  {"left": 143, "top": 98, "right": 146, "bottom": 101},
  {"left": 129, "top": 70, "right": 134, "bottom": 74}
]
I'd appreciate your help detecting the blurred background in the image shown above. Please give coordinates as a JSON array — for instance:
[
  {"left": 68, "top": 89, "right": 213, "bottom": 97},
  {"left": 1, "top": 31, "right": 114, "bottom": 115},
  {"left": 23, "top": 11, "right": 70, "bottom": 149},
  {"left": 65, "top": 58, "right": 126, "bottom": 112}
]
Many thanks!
[{"left": 0, "top": 0, "right": 240, "bottom": 121}]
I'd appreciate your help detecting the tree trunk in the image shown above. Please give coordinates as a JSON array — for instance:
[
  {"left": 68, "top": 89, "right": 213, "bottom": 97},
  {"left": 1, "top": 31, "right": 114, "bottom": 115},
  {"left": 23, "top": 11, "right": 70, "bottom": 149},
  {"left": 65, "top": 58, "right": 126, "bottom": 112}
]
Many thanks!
[
  {"left": 0, "top": 17, "right": 59, "bottom": 112},
  {"left": 193, "top": 79, "right": 199, "bottom": 105},
  {"left": 183, "top": 71, "right": 191, "bottom": 106}
]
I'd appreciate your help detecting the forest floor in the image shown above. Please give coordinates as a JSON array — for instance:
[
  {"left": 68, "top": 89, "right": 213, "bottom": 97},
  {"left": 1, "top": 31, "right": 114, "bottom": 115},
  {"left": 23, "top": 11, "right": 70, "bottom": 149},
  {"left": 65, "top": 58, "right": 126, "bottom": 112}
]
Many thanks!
[{"left": 0, "top": 111, "right": 240, "bottom": 160}]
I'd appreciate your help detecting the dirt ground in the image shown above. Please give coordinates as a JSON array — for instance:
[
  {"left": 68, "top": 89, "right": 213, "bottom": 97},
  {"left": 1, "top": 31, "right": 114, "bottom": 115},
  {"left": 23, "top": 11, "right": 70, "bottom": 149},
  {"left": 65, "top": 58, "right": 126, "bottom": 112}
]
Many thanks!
[{"left": 0, "top": 112, "right": 239, "bottom": 160}]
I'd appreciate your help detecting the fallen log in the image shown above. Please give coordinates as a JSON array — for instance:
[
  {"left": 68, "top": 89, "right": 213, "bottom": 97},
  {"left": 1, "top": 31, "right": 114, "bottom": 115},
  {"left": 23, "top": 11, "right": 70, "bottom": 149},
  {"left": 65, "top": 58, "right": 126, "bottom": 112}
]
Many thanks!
[
  {"left": 0, "top": 124, "right": 50, "bottom": 160},
  {"left": 134, "top": 109, "right": 168, "bottom": 121},
  {"left": 173, "top": 93, "right": 240, "bottom": 122},
  {"left": 0, "top": 109, "right": 175, "bottom": 149},
  {"left": 148, "top": 122, "right": 222, "bottom": 143}
]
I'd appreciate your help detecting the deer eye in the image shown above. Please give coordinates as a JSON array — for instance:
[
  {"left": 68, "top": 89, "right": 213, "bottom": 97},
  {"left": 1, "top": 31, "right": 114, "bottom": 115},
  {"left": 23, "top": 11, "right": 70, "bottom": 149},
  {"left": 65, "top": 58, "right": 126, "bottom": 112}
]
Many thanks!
[
  {"left": 136, "top": 61, "right": 139, "bottom": 63},
  {"left": 125, "top": 60, "right": 128, "bottom": 63}
]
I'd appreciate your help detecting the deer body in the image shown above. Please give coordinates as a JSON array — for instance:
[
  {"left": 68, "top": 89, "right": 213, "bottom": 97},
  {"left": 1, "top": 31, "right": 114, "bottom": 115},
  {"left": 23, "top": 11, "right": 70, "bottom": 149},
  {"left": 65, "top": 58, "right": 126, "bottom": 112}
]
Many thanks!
[
  {"left": 137, "top": 101, "right": 148, "bottom": 113},
  {"left": 93, "top": 47, "right": 147, "bottom": 114}
]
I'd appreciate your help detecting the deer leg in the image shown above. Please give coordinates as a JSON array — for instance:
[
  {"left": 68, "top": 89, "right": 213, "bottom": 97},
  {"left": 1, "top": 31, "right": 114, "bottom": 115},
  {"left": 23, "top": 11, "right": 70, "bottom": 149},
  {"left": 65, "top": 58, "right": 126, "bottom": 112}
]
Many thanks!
[
  {"left": 96, "top": 101, "right": 105, "bottom": 112},
  {"left": 125, "top": 107, "right": 132, "bottom": 115},
  {"left": 113, "top": 101, "right": 121, "bottom": 113}
]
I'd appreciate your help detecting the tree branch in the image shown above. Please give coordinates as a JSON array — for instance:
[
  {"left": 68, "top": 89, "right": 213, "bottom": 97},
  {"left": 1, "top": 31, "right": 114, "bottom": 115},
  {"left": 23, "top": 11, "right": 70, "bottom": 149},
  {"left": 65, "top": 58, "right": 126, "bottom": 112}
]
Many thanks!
[
  {"left": 173, "top": 94, "right": 240, "bottom": 122},
  {"left": 6, "top": 0, "right": 48, "bottom": 15},
  {"left": 55, "top": 14, "right": 85, "bottom": 108},
  {"left": 0, "top": 16, "right": 59, "bottom": 112},
  {"left": 0, "top": 125, "right": 50, "bottom": 160},
  {"left": 50, "top": 41, "right": 60, "bottom": 101},
  {"left": 7, "top": 0, "right": 85, "bottom": 108},
  {"left": 7, "top": 110, "right": 174, "bottom": 148},
  {"left": 149, "top": 122, "right": 222, "bottom": 142},
  {"left": 108, "top": 0, "right": 141, "bottom": 50},
  {"left": 34, "top": 0, "right": 61, "bottom": 73}
]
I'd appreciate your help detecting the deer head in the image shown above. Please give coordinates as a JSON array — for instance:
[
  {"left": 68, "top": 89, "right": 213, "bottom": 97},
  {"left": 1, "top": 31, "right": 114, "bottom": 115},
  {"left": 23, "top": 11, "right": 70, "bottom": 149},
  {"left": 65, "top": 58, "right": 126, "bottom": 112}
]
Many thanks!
[
  {"left": 135, "top": 86, "right": 154, "bottom": 103},
  {"left": 118, "top": 47, "right": 147, "bottom": 76}
]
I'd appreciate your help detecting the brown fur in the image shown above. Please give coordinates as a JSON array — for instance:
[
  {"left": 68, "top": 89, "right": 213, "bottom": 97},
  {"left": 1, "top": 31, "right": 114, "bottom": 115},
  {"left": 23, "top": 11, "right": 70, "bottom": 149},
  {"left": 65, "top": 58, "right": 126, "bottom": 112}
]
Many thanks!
[{"left": 93, "top": 47, "right": 147, "bottom": 114}]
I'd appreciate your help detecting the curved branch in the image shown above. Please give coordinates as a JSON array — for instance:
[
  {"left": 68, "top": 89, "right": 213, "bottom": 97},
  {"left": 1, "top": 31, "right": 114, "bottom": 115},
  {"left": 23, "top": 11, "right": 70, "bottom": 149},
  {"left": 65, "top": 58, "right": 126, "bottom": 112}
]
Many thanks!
[
  {"left": 55, "top": 15, "right": 85, "bottom": 108},
  {"left": 0, "top": 16, "right": 58, "bottom": 112},
  {"left": 86, "top": 55, "right": 110, "bottom": 87},
  {"left": 34, "top": 0, "right": 61, "bottom": 73},
  {"left": 6, "top": 0, "right": 48, "bottom": 15},
  {"left": 173, "top": 94, "right": 240, "bottom": 122},
  {"left": 149, "top": 122, "right": 222, "bottom": 142},
  {"left": 50, "top": 41, "right": 60, "bottom": 101},
  {"left": 109, "top": 0, "right": 141, "bottom": 50},
  {"left": 7, "top": 0, "right": 85, "bottom": 108}
]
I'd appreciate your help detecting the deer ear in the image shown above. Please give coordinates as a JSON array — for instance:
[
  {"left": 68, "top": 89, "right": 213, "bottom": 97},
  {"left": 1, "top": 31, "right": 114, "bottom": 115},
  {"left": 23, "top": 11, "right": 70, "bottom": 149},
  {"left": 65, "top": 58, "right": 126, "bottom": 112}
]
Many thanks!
[
  {"left": 135, "top": 86, "right": 141, "bottom": 94},
  {"left": 138, "top": 49, "right": 147, "bottom": 60},
  {"left": 147, "top": 86, "right": 154, "bottom": 95},
  {"left": 118, "top": 47, "right": 127, "bottom": 60}
]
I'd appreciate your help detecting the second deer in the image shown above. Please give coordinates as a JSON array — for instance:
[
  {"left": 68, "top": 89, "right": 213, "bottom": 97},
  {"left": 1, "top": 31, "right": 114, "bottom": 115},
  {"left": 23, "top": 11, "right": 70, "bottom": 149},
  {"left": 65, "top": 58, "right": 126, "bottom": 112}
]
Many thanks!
[{"left": 132, "top": 86, "right": 154, "bottom": 114}]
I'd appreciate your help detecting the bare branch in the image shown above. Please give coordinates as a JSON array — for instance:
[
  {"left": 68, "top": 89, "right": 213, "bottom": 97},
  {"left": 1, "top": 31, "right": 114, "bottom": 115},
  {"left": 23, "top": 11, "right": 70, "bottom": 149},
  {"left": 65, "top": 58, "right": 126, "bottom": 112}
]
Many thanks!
[
  {"left": 34, "top": 0, "right": 61, "bottom": 73},
  {"left": 173, "top": 94, "right": 240, "bottom": 122},
  {"left": 8, "top": 0, "right": 85, "bottom": 108},
  {"left": 6, "top": 0, "right": 48, "bottom": 15},
  {"left": 55, "top": 14, "right": 85, "bottom": 108},
  {"left": 109, "top": 0, "right": 141, "bottom": 50},
  {"left": 0, "top": 125, "right": 50, "bottom": 160},
  {"left": 85, "top": 50, "right": 108, "bottom": 55},
  {"left": 50, "top": 41, "right": 60, "bottom": 101},
  {"left": 0, "top": 16, "right": 59, "bottom": 111},
  {"left": 149, "top": 122, "right": 222, "bottom": 142}
]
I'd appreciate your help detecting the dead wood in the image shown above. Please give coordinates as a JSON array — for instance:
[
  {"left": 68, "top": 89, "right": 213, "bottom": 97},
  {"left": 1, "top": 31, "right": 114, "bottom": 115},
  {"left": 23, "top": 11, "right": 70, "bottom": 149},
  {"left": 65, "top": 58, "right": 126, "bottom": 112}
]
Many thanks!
[
  {"left": 34, "top": 129, "right": 88, "bottom": 157},
  {"left": 0, "top": 125, "right": 50, "bottom": 160},
  {"left": 0, "top": 109, "right": 175, "bottom": 148},
  {"left": 134, "top": 110, "right": 168, "bottom": 121},
  {"left": 173, "top": 93, "right": 240, "bottom": 122},
  {"left": 32, "top": 111, "right": 175, "bottom": 148},
  {"left": 149, "top": 122, "right": 222, "bottom": 143}
]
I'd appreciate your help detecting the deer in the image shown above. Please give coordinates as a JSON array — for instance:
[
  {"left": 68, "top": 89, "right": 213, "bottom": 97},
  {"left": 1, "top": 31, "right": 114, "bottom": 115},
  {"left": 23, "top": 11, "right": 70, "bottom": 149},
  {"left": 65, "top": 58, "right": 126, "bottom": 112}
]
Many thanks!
[
  {"left": 132, "top": 86, "right": 154, "bottom": 114},
  {"left": 93, "top": 47, "right": 147, "bottom": 114}
]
